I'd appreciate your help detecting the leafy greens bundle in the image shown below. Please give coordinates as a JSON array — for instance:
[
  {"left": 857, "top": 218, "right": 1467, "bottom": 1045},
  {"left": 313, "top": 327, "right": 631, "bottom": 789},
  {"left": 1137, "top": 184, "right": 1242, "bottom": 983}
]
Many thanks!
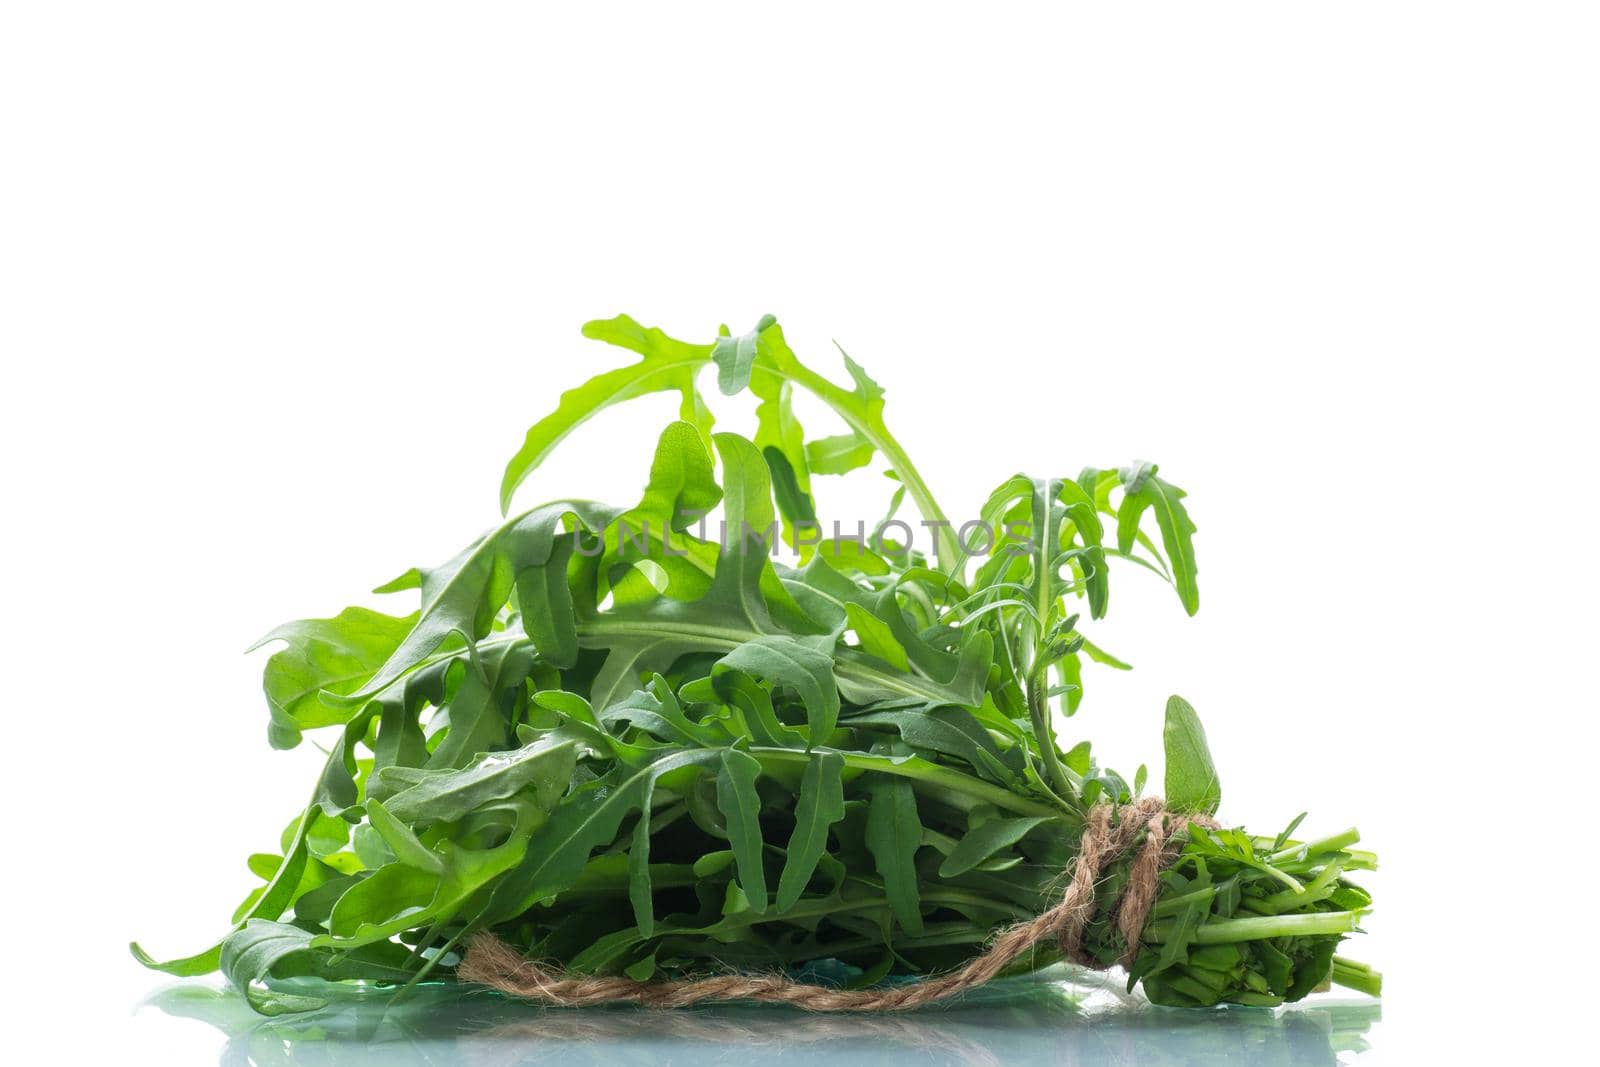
[{"left": 134, "top": 315, "right": 1378, "bottom": 1015}]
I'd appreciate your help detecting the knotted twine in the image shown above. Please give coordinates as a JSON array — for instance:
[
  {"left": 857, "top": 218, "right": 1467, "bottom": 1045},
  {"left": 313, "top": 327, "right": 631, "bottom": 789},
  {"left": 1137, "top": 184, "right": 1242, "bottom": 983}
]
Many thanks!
[{"left": 458, "top": 796, "right": 1217, "bottom": 1011}]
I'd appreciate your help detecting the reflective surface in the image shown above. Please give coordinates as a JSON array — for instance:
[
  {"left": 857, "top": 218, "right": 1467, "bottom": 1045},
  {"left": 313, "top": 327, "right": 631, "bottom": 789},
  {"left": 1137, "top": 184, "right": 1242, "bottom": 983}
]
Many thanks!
[{"left": 137, "top": 969, "right": 1381, "bottom": 1066}]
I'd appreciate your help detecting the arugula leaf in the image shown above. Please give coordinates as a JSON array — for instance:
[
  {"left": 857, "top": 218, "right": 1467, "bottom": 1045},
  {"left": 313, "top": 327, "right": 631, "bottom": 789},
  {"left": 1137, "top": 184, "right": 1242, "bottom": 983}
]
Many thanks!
[
  {"left": 845, "top": 704, "right": 1021, "bottom": 786},
  {"left": 252, "top": 606, "right": 416, "bottom": 748},
  {"left": 330, "top": 499, "right": 617, "bottom": 708},
  {"left": 1116, "top": 465, "right": 1200, "bottom": 616},
  {"left": 715, "top": 636, "right": 839, "bottom": 748},
  {"left": 806, "top": 432, "right": 875, "bottom": 476},
  {"left": 500, "top": 315, "right": 716, "bottom": 512},
  {"left": 775, "top": 751, "right": 846, "bottom": 910},
  {"left": 375, "top": 733, "right": 577, "bottom": 825},
  {"left": 937, "top": 816, "right": 1049, "bottom": 877},
  {"left": 711, "top": 314, "right": 775, "bottom": 396},
  {"left": 220, "top": 920, "right": 415, "bottom": 1014},
  {"left": 364, "top": 800, "right": 444, "bottom": 874},
  {"left": 1163, "top": 695, "right": 1222, "bottom": 815},
  {"left": 479, "top": 748, "right": 723, "bottom": 923},
  {"left": 628, "top": 771, "right": 659, "bottom": 936},
  {"left": 716, "top": 749, "right": 769, "bottom": 912},
  {"left": 865, "top": 775, "right": 925, "bottom": 935},
  {"left": 844, "top": 602, "right": 910, "bottom": 671}
]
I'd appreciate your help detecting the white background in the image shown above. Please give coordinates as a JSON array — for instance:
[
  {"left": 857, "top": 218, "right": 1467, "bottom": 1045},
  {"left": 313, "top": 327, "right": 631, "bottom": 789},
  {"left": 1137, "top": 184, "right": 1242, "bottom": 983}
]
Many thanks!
[{"left": 3, "top": 3, "right": 1596, "bottom": 1063}]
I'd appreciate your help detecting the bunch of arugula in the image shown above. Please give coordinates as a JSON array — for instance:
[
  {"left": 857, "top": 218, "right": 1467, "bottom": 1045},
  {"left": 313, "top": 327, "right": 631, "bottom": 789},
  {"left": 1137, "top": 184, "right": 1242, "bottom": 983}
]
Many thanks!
[{"left": 134, "top": 315, "right": 1378, "bottom": 1015}]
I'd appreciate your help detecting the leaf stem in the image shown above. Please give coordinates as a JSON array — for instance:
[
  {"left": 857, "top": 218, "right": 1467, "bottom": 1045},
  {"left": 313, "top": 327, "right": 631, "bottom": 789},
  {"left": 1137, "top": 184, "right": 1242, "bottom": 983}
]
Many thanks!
[
  {"left": 1026, "top": 670, "right": 1076, "bottom": 800},
  {"left": 820, "top": 886, "right": 1034, "bottom": 924},
  {"left": 1331, "top": 955, "right": 1383, "bottom": 996},
  {"left": 1145, "top": 910, "right": 1365, "bottom": 945},
  {"left": 750, "top": 746, "right": 1067, "bottom": 819},
  {"left": 1268, "top": 828, "right": 1361, "bottom": 865}
]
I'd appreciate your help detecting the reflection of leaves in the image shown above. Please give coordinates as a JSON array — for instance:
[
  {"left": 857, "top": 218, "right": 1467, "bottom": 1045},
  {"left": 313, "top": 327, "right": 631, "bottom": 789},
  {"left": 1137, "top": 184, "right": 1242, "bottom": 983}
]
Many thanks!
[{"left": 139, "top": 977, "right": 1380, "bottom": 1067}]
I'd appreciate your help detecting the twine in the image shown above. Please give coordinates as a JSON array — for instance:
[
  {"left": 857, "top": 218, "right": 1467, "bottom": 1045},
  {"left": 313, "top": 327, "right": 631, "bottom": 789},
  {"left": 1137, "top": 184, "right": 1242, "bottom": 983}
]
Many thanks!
[{"left": 458, "top": 796, "right": 1215, "bottom": 1011}]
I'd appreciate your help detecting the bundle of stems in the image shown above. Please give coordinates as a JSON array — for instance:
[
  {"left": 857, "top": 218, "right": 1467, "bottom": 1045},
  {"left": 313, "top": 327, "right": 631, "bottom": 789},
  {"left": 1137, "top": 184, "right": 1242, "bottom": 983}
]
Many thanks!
[{"left": 134, "top": 315, "right": 1377, "bottom": 1013}]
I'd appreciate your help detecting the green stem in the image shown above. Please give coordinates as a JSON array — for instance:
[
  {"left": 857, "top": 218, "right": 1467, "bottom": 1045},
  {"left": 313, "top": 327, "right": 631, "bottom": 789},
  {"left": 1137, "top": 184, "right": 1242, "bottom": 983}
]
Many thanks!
[
  {"left": 918, "top": 887, "right": 1036, "bottom": 922},
  {"left": 751, "top": 746, "right": 1067, "bottom": 820},
  {"left": 813, "top": 925, "right": 998, "bottom": 958},
  {"left": 1150, "top": 883, "right": 1219, "bottom": 920},
  {"left": 1018, "top": 479, "right": 1074, "bottom": 800},
  {"left": 1026, "top": 670, "right": 1075, "bottom": 800},
  {"left": 1269, "top": 828, "right": 1361, "bottom": 864},
  {"left": 1331, "top": 955, "right": 1384, "bottom": 996},
  {"left": 1145, "top": 910, "right": 1364, "bottom": 945},
  {"left": 1261, "top": 860, "right": 1345, "bottom": 913}
]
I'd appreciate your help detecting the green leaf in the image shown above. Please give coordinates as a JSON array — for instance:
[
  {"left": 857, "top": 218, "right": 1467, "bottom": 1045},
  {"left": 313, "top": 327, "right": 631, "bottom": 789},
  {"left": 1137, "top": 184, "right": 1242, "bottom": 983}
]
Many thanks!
[
  {"left": 744, "top": 326, "right": 818, "bottom": 544},
  {"left": 579, "top": 431, "right": 793, "bottom": 710},
  {"left": 600, "top": 675, "right": 724, "bottom": 748},
  {"left": 716, "top": 749, "right": 768, "bottom": 912},
  {"left": 219, "top": 920, "right": 415, "bottom": 1014},
  {"left": 327, "top": 862, "right": 439, "bottom": 938},
  {"left": 845, "top": 704, "right": 1020, "bottom": 786},
  {"left": 352, "top": 422, "right": 722, "bottom": 712},
  {"left": 318, "top": 795, "right": 548, "bottom": 950},
  {"left": 505, "top": 315, "right": 960, "bottom": 570},
  {"left": 1117, "top": 465, "right": 1200, "bottom": 616},
  {"left": 375, "top": 734, "right": 578, "bottom": 825},
  {"left": 806, "top": 432, "right": 875, "bottom": 476},
  {"left": 1063, "top": 740, "right": 1092, "bottom": 775},
  {"left": 425, "top": 641, "right": 532, "bottom": 769},
  {"left": 364, "top": 800, "right": 444, "bottom": 874},
  {"left": 333, "top": 499, "right": 617, "bottom": 708},
  {"left": 865, "top": 776, "right": 924, "bottom": 935},
  {"left": 1163, "top": 695, "right": 1221, "bottom": 815},
  {"left": 775, "top": 751, "right": 845, "bottom": 910},
  {"left": 715, "top": 636, "right": 839, "bottom": 749},
  {"left": 479, "top": 748, "right": 722, "bottom": 923},
  {"left": 251, "top": 607, "right": 416, "bottom": 749},
  {"left": 844, "top": 603, "right": 910, "bottom": 671},
  {"left": 937, "top": 816, "right": 1050, "bottom": 878},
  {"left": 591, "top": 420, "right": 725, "bottom": 609},
  {"left": 516, "top": 537, "right": 579, "bottom": 668},
  {"left": 1080, "top": 636, "right": 1132, "bottom": 670},
  {"left": 763, "top": 446, "right": 818, "bottom": 530},
  {"left": 628, "top": 771, "right": 658, "bottom": 936},
  {"left": 500, "top": 314, "right": 716, "bottom": 512},
  {"left": 693, "top": 670, "right": 806, "bottom": 749},
  {"left": 614, "top": 420, "right": 724, "bottom": 540},
  {"left": 838, "top": 347, "right": 885, "bottom": 404},
  {"left": 128, "top": 941, "right": 222, "bottom": 978},
  {"left": 711, "top": 314, "right": 775, "bottom": 396}
]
